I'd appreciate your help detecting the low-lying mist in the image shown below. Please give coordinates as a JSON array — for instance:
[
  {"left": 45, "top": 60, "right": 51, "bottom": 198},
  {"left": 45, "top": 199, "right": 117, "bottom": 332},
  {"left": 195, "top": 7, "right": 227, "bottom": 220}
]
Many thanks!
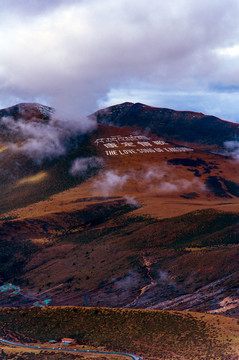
[
  {"left": 224, "top": 140, "right": 239, "bottom": 161},
  {"left": 0, "top": 107, "right": 97, "bottom": 164},
  {"left": 88, "top": 165, "right": 206, "bottom": 197}
]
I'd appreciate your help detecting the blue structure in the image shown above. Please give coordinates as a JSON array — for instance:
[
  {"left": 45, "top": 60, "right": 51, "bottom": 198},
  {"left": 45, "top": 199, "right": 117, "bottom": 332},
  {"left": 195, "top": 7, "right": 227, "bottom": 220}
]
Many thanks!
[{"left": 43, "top": 299, "right": 52, "bottom": 305}]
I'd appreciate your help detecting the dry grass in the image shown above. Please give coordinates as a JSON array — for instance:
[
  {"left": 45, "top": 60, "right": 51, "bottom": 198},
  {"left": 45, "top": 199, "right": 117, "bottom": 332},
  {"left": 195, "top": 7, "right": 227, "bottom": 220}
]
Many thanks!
[
  {"left": 1, "top": 344, "right": 124, "bottom": 360},
  {"left": 191, "top": 312, "right": 239, "bottom": 356},
  {"left": 0, "top": 206, "right": 238, "bottom": 313},
  {"left": 0, "top": 307, "right": 238, "bottom": 360},
  {"left": 3, "top": 125, "right": 239, "bottom": 221},
  {"left": 16, "top": 172, "right": 48, "bottom": 187}
]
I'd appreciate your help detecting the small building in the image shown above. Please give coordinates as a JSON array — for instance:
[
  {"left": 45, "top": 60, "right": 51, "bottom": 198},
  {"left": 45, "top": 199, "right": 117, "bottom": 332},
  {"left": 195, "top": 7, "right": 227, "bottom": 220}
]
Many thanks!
[{"left": 61, "top": 338, "right": 76, "bottom": 345}]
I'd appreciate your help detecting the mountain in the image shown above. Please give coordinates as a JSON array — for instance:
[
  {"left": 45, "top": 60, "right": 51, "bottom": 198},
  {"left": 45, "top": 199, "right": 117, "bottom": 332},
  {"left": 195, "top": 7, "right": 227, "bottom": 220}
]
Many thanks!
[
  {"left": 0, "top": 102, "right": 238, "bottom": 319},
  {"left": 0, "top": 102, "right": 53, "bottom": 122},
  {"left": 94, "top": 102, "right": 239, "bottom": 150}
]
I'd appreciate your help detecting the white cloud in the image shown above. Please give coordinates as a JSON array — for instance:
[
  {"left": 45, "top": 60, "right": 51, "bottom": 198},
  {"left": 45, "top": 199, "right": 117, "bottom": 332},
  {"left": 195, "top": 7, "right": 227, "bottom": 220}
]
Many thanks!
[
  {"left": 2, "top": 116, "right": 65, "bottom": 163},
  {"left": 0, "top": 0, "right": 239, "bottom": 120},
  {"left": 93, "top": 165, "right": 205, "bottom": 197},
  {"left": 215, "top": 45, "right": 239, "bottom": 57},
  {"left": 1, "top": 110, "right": 96, "bottom": 164},
  {"left": 142, "top": 165, "right": 205, "bottom": 194},
  {"left": 93, "top": 170, "right": 129, "bottom": 195},
  {"left": 125, "top": 196, "right": 140, "bottom": 208},
  {"left": 224, "top": 141, "right": 239, "bottom": 161},
  {"left": 70, "top": 157, "right": 104, "bottom": 176},
  {"left": 157, "top": 178, "right": 204, "bottom": 194},
  {"left": 143, "top": 166, "right": 166, "bottom": 181}
]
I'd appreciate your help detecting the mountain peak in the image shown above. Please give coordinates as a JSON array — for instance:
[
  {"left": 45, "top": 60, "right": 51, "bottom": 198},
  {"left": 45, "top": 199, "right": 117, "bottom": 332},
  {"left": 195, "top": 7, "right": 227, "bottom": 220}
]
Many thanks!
[
  {"left": 95, "top": 103, "right": 239, "bottom": 149},
  {"left": 0, "top": 102, "right": 54, "bottom": 123}
]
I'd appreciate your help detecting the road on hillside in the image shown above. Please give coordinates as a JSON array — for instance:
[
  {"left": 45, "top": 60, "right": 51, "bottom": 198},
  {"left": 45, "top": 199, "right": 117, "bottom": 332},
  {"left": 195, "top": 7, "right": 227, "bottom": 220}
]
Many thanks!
[{"left": 0, "top": 337, "right": 143, "bottom": 360}]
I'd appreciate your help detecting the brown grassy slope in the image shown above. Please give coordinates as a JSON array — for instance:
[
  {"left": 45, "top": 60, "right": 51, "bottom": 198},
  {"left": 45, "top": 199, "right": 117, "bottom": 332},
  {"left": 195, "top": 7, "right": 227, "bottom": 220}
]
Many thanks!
[
  {"left": 0, "top": 307, "right": 238, "bottom": 360},
  {"left": 4, "top": 123, "right": 239, "bottom": 222},
  {"left": 0, "top": 206, "right": 238, "bottom": 315},
  {"left": 0, "top": 124, "right": 238, "bottom": 312},
  {"left": 24, "top": 210, "right": 239, "bottom": 313},
  {"left": 0, "top": 351, "right": 100, "bottom": 360},
  {"left": 0, "top": 349, "right": 122, "bottom": 360},
  {"left": 93, "top": 125, "right": 239, "bottom": 217},
  {"left": 1, "top": 102, "right": 239, "bottom": 219}
]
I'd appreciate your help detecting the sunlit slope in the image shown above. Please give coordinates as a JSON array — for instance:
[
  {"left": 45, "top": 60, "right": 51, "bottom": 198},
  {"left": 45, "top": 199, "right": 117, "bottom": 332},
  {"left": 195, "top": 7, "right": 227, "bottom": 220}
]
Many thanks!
[
  {"left": 4, "top": 123, "right": 239, "bottom": 220},
  {"left": 0, "top": 307, "right": 238, "bottom": 360},
  {"left": 91, "top": 124, "right": 239, "bottom": 217}
]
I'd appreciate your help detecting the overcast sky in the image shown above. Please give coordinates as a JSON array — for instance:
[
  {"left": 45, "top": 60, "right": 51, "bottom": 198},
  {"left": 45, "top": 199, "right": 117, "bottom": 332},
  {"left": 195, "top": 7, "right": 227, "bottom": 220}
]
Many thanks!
[{"left": 1, "top": 0, "right": 239, "bottom": 122}]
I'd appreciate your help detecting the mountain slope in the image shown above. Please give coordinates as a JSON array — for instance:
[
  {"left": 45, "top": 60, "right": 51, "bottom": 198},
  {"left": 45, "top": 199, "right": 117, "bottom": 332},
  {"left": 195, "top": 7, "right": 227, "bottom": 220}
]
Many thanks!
[
  {"left": 0, "top": 102, "right": 238, "bottom": 316},
  {"left": 1, "top": 307, "right": 238, "bottom": 360},
  {"left": 94, "top": 102, "right": 239, "bottom": 150}
]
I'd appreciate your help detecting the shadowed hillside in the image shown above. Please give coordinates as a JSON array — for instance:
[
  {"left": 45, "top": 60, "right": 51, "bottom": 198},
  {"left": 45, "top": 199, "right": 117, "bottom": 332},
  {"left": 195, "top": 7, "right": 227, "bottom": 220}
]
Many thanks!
[
  {"left": 0, "top": 206, "right": 238, "bottom": 317},
  {"left": 94, "top": 102, "right": 239, "bottom": 149}
]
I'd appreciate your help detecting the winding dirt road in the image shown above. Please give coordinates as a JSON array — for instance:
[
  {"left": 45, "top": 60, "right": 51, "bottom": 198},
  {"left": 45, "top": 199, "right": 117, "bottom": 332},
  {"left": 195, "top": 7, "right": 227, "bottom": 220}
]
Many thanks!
[{"left": 0, "top": 337, "right": 143, "bottom": 360}]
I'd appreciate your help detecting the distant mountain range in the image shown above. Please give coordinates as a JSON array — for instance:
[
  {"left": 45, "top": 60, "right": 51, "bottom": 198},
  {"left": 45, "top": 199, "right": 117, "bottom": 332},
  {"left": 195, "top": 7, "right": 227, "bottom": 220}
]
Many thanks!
[{"left": 1, "top": 101, "right": 239, "bottom": 148}]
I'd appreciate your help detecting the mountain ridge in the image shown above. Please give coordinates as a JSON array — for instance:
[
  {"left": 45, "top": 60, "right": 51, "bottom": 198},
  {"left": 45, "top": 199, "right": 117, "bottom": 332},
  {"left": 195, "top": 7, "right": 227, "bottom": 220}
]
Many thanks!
[
  {"left": 0, "top": 102, "right": 54, "bottom": 122},
  {"left": 94, "top": 102, "right": 239, "bottom": 150},
  {"left": 1, "top": 101, "right": 238, "bottom": 151}
]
